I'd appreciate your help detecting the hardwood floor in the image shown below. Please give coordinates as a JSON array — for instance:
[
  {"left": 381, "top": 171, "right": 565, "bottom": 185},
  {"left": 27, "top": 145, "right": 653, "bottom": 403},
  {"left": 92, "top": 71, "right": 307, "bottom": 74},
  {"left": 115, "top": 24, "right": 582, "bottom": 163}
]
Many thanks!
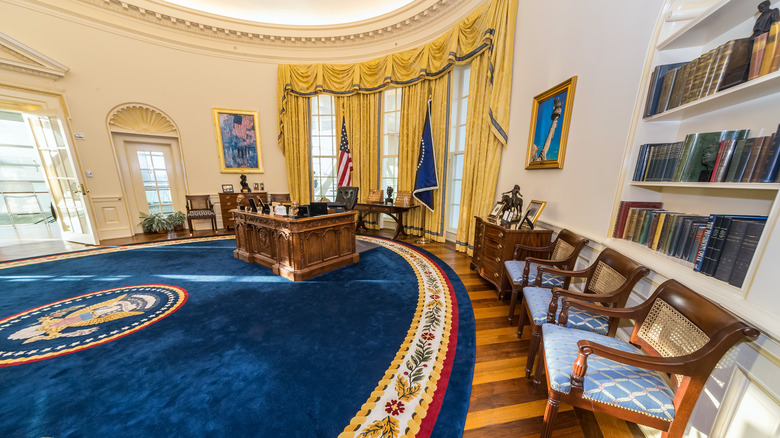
[{"left": 1, "top": 227, "right": 642, "bottom": 437}]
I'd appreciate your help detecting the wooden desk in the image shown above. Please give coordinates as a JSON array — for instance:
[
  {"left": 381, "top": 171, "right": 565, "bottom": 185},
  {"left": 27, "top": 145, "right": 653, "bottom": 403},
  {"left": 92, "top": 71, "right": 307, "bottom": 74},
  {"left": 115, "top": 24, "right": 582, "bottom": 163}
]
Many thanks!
[
  {"left": 354, "top": 203, "right": 418, "bottom": 240},
  {"left": 219, "top": 192, "right": 268, "bottom": 229},
  {"left": 233, "top": 210, "right": 358, "bottom": 281},
  {"left": 470, "top": 216, "right": 553, "bottom": 300}
]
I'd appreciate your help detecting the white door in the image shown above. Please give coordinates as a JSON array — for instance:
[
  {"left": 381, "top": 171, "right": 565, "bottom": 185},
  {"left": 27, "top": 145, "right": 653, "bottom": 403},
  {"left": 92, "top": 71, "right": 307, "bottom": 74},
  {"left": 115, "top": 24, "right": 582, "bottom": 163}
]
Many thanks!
[
  {"left": 116, "top": 136, "right": 185, "bottom": 233},
  {"left": 26, "top": 114, "right": 98, "bottom": 245}
]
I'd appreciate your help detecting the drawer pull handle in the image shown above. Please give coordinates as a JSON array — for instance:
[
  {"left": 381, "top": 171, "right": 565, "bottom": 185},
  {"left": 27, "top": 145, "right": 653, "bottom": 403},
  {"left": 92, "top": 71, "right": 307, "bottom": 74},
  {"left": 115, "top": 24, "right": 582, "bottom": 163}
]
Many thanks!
[
  {"left": 497, "top": 244, "right": 503, "bottom": 249},
  {"left": 493, "top": 272, "right": 499, "bottom": 278},
  {"left": 495, "top": 257, "right": 501, "bottom": 263},
  {"left": 498, "top": 232, "right": 504, "bottom": 238}
]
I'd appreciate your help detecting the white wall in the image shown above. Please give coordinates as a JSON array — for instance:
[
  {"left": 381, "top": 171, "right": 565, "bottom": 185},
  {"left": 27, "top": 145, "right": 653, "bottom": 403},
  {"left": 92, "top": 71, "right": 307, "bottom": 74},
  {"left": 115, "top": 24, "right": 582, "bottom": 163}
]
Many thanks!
[{"left": 498, "top": 0, "right": 665, "bottom": 239}]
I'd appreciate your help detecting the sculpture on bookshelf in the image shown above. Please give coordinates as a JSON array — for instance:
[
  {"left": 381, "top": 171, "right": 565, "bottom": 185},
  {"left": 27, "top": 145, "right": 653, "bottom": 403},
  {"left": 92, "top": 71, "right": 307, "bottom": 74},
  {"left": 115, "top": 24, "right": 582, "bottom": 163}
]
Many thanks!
[{"left": 752, "top": 1, "right": 779, "bottom": 41}]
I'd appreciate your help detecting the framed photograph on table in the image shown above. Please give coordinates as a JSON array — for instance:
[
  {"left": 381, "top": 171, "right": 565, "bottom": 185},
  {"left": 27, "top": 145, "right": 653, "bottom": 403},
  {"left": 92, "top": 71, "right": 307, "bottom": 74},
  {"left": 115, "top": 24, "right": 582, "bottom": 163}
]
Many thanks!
[
  {"left": 487, "top": 201, "right": 505, "bottom": 223},
  {"left": 213, "top": 108, "right": 264, "bottom": 174},
  {"left": 221, "top": 184, "right": 234, "bottom": 193},
  {"left": 522, "top": 200, "right": 546, "bottom": 226},
  {"left": 525, "top": 76, "right": 576, "bottom": 169}
]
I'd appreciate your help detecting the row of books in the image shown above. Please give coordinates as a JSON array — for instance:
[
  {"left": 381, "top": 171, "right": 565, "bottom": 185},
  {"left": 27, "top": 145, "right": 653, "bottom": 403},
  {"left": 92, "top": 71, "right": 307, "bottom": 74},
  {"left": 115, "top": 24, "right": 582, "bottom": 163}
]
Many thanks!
[
  {"left": 749, "top": 22, "right": 780, "bottom": 82},
  {"left": 644, "top": 22, "right": 780, "bottom": 119},
  {"left": 613, "top": 202, "right": 766, "bottom": 288},
  {"left": 632, "top": 125, "right": 780, "bottom": 184}
]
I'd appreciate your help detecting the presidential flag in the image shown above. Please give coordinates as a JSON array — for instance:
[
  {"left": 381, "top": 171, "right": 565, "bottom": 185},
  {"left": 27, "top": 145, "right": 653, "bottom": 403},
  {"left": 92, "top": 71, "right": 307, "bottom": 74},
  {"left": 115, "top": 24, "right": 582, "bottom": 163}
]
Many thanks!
[
  {"left": 337, "top": 116, "right": 353, "bottom": 187},
  {"left": 413, "top": 100, "right": 438, "bottom": 211}
]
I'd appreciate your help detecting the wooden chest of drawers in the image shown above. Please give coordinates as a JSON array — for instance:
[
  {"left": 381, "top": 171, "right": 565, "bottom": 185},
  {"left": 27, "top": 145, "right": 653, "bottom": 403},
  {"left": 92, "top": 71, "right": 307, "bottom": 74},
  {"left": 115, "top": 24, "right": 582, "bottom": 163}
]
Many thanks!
[
  {"left": 471, "top": 216, "right": 553, "bottom": 299},
  {"left": 219, "top": 192, "right": 268, "bottom": 229}
]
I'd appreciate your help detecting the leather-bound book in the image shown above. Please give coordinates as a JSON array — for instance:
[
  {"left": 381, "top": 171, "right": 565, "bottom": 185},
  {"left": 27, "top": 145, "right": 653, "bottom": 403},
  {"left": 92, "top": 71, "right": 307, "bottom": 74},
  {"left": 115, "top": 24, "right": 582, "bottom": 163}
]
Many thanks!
[
  {"left": 717, "top": 38, "right": 752, "bottom": 91},
  {"left": 748, "top": 32, "right": 768, "bottom": 81}
]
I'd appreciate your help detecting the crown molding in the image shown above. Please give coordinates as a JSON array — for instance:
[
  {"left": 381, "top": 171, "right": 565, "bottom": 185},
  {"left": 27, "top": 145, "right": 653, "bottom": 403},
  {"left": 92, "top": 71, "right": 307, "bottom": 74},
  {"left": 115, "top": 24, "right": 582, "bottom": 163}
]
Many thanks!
[
  {"left": 0, "top": 32, "right": 69, "bottom": 79},
  {"left": 53, "top": 0, "right": 484, "bottom": 49}
]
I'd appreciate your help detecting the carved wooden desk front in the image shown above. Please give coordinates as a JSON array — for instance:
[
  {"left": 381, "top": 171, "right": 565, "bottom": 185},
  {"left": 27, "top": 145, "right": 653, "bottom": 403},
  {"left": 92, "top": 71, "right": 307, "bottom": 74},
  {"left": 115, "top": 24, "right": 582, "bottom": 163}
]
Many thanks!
[{"left": 232, "top": 210, "right": 358, "bottom": 281}]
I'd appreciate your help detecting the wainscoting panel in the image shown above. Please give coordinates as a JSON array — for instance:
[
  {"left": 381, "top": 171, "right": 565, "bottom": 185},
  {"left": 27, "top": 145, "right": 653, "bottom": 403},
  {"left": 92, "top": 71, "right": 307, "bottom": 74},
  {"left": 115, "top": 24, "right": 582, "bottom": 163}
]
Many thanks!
[{"left": 91, "top": 196, "right": 133, "bottom": 240}]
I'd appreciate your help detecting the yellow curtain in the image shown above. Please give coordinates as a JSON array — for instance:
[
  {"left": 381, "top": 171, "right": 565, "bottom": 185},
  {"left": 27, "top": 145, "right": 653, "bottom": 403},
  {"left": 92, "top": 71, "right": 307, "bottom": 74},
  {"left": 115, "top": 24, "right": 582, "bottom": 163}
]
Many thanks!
[
  {"left": 277, "top": 0, "right": 518, "bottom": 247},
  {"left": 278, "top": 93, "right": 311, "bottom": 204},
  {"left": 455, "top": 52, "right": 504, "bottom": 255},
  {"left": 335, "top": 94, "right": 381, "bottom": 229}
]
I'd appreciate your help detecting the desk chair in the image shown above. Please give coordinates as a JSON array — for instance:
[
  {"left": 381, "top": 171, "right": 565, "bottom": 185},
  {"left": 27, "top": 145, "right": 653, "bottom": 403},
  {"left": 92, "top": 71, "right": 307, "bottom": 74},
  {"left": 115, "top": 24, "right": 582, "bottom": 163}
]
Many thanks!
[
  {"left": 334, "top": 186, "right": 359, "bottom": 210},
  {"left": 186, "top": 195, "right": 217, "bottom": 232}
]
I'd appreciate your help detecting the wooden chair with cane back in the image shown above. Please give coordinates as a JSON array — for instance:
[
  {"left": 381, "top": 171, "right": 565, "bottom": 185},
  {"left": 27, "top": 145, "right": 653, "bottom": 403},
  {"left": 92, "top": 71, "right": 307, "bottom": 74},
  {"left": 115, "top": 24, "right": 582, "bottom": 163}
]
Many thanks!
[
  {"left": 537, "top": 279, "right": 759, "bottom": 438},
  {"left": 185, "top": 195, "right": 217, "bottom": 232},
  {"left": 519, "top": 248, "right": 649, "bottom": 384},
  {"left": 503, "top": 229, "right": 589, "bottom": 324}
]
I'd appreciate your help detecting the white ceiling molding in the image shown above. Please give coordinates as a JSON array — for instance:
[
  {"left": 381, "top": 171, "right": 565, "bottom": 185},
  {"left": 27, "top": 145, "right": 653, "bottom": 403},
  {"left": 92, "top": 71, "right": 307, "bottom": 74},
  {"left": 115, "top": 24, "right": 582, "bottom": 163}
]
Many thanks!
[
  {"left": 108, "top": 103, "right": 177, "bottom": 135},
  {"left": 0, "top": 33, "right": 69, "bottom": 79},
  {"left": 75, "top": 0, "right": 483, "bottom": 48}
]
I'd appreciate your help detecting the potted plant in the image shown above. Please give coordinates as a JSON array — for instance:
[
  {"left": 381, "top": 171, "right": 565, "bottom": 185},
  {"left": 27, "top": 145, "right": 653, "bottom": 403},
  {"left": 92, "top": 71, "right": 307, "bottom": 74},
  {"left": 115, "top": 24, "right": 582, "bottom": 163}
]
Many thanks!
[
  {"left": 139, "top": 212, "right": 172, "bottom": 234},
  {"left": 167, "top": 211, "right": 186, "bottom": 231}
]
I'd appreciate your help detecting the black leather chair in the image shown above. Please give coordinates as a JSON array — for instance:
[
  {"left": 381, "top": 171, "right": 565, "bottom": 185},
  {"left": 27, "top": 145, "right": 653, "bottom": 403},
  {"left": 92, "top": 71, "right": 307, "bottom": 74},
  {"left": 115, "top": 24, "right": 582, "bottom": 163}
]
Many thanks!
[{"left": 335, "top": 186, "right": 359, "bottom": 210}]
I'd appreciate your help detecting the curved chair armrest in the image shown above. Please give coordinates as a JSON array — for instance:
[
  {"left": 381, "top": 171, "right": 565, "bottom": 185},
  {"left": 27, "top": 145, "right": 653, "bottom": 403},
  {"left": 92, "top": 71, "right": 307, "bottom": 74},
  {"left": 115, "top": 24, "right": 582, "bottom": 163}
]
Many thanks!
[
  {"left": 572, "top": 340, "right": 692, "bottom": 383},
  {"left": 513, "top": 241, "right": 555, "bottom": 260},
  {"left": 546, "top": 289, "right": 618, "bottom": 323},
  {"left": 557, "top": 298, "right": 642, "bottom": 326}
]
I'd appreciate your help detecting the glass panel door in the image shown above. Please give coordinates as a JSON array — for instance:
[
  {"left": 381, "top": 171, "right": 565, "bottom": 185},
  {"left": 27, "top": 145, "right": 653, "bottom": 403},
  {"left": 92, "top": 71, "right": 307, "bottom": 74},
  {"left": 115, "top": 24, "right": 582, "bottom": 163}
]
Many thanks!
[{"left": 26, "top": 115, "right": 97, "bottom": 245}]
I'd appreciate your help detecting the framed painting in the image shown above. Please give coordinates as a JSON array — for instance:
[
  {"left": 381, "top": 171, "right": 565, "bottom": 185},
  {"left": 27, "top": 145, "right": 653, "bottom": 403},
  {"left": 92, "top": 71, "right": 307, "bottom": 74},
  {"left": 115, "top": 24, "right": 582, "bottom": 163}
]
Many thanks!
[
  {"left": 525, "top": 76, "right": 577, "bottom": 169},
  {"left": 213, "top": 108, "right": 264, "bottom": 174},
  {"left": 221, "top": 184, "right": 234, "bottom": 193}
]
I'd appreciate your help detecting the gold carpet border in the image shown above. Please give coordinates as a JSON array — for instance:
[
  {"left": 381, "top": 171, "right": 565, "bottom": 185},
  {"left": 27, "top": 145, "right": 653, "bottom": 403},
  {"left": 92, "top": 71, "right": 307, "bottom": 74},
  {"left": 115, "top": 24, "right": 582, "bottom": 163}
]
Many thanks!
[
  {"left": 0, "top": 236, "right": 234, "bottom": 270},
  {"left": 340, "top": 236, "right": 453, "bottom": 438}
]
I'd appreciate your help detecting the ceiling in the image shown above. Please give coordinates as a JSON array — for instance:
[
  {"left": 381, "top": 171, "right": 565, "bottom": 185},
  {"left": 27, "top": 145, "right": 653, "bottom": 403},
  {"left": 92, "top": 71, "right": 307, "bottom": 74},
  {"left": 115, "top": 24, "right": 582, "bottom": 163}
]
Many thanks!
[{"left": 161, "top": 0, "right": 418, "bottom": 26}]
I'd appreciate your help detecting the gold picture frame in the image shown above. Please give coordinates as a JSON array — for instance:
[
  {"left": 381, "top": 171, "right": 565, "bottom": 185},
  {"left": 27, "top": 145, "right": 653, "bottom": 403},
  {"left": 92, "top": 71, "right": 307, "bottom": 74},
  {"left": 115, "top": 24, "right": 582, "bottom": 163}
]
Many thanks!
[
  {"left": 525, "top": 76, "right": 576, "bottom": 169},
  {"left": 212, "top": 108, "right": 264, "bottom": 174},
  {"left": 523, "top": 200, "right": 546, "bottom": 225}
]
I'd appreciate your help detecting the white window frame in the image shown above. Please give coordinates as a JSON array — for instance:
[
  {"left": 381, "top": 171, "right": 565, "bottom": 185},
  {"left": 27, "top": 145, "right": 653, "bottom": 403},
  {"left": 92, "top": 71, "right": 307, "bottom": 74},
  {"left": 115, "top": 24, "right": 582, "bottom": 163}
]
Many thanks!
[
  {"left": 446, "top": 65, "right": 470, "bottom": 240},
  {"left": 310, "top": 94, "right": 337, "bottom": 201}
]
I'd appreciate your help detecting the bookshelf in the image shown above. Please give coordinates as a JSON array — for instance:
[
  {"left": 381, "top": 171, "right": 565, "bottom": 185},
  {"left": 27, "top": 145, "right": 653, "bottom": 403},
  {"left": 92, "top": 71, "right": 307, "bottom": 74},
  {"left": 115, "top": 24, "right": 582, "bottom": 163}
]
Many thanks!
[{"left": 609, "top": 0, "right": 780, "bottom": 299}]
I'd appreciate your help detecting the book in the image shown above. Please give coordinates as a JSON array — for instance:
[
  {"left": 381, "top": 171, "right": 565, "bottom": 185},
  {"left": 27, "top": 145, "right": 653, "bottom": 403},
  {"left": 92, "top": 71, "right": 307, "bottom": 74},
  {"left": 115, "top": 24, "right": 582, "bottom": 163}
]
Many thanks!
[
  {"left": 693, "top": 214, "right": 717, "bottom": 272},
  {"left": 639, "top": 210, "right": 663, "bottom": 245},
  {"left": 710, "top": 139, "right": 738, "bottom": 182},
  {"left": 701, "top": 45, "right": 725, "bottom": 97},
  {"left": 760, "top": 22, "right": 779, "bottom": 76},
  {"left": 771, "top": 22, "right": 780, "bottom": 73},
  {"left": 703, "top": 215, "right": 767, "bottom": 277},
  {"left": 657, "top": 213, "right": 681, "bottom": 254},
  {"left": 614, "top": 202, "right": 663, "bottom": 238},
  {"left": 684, "top": 48, "right": 716, "bottom": 104},
  {"left": 632, "top": 209, "right": 651, "bottom": 243},
  {"left": 674, "top": 216, "right": 709, "bottom": 259},
  {"left": 655, "top": 70, "right": 678, "bottom": 114},
  {"left": 662, "top": 142, "right": 684, "bottom": 181},
  {"left": 668, "top": 61, "right": 693, "bottom": 109},
  {"left": 687, "top": 224, "right": 708, "bottom": 263},
  {"left": 749, "top": 134, "right": 775, "bottom": 182},
  {"left": 650, "top": 212, "right": 669, "bottom": 250},
  {"left": 666, "top": 215, "right": 698, "bottom": 256},
  {"left": 740, "top": 136, "right": 768, "bottom": 182},
  {"left": 713, "top": 220, "right": 750, "bottom": 282},
  {"left": 679, "top": 130, "right": 749, "bottom": 182},
  {"left": 748, "top": 32, "right": 768, "bottom": 81},
  {"left": 644, "top": 62, "right": 687, "bottom": 118},
  {"left": 728, "top": 221, "right": 767, "bottom": 287},
  {"left": 758, "top": 126, "right": 780, "bottom": 183},
  {"left": 724, "top": 139, "right": 749, "bottom": 182},
  {"left": 717, "top": 38, "right": 752, "bottom": 91},
  {"left": 633, "top": 144, "right": 649, "bottom": 181}
]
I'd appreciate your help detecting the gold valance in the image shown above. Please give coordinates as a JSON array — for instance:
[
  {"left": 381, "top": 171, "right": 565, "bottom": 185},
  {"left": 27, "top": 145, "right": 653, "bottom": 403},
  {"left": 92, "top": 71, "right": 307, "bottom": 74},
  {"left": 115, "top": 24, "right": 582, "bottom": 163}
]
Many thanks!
[{"left": 278, "top": 0, "right": 517, "bottom": 147}]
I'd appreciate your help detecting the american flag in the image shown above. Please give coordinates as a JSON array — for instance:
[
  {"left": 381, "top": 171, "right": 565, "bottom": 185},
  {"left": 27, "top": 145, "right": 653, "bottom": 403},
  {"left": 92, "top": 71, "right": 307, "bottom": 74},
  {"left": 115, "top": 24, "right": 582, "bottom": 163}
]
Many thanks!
[
  {"left": 337, "top": 116, "right": 353, "bottom": 187},
  {"left": 232, "top": 114, "right": 253, "bottom": 140}
]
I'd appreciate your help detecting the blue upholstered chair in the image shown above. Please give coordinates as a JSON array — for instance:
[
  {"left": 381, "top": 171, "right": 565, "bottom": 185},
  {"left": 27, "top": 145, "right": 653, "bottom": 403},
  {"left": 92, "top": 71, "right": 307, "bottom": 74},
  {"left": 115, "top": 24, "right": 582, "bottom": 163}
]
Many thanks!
[
  {"left": 504, "top": 229, "right": 589, "bottom": 324},
  {"left": 537, "top": 279, "right": 758, "bottom": 438},
  {"left": 520, "top": 248, "right": 649, "bottom": 384}
]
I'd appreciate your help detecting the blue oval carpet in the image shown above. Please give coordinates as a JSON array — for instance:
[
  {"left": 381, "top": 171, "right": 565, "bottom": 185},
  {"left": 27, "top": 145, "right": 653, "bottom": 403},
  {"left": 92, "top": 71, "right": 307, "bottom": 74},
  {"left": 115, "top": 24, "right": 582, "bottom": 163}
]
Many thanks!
[{"left": 0, "top": 236, "right": 474, "bottom": 438}]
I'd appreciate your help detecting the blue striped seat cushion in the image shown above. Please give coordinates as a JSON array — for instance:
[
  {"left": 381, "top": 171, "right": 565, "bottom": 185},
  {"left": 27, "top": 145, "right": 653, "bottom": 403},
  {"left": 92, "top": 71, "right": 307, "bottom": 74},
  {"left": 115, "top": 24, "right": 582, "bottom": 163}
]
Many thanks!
[
  {"left": 542, "top": 323, "right": 675, "bottom": 422},
  {"left": 504, "top": 261, "right": 565, "bottom": 288},
  {"left": 523, "top": 287, "right": 609, "bottom": 335}
]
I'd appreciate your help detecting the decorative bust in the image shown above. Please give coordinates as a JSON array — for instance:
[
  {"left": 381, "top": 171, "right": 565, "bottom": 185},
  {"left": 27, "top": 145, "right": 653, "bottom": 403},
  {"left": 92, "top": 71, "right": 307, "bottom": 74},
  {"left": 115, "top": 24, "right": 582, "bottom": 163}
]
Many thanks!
[
  {"left": 752, "top": 1, "right": 780, "bottom": 40},
  {"left": 385, "top": 186, "right": 394, "bottom": 205},
  {"left": 240, "top": 174, "right": 251, "bottom": 193}
]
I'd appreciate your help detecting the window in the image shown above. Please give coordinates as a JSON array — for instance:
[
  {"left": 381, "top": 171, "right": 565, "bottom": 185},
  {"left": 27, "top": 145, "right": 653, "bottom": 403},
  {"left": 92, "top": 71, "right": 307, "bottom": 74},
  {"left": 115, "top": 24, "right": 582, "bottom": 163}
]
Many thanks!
[
  {"left": 381, "top": 88, "right": 402, "bottom": 198},
  {"left": 446, "top": 65, "right": 470, "bottom": 235},
  {"left": 310, "top": 94, "right": 337, "bottom": 201},
  {"left": 137, "top": 150, "right": 173, "bottom": 215}
]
